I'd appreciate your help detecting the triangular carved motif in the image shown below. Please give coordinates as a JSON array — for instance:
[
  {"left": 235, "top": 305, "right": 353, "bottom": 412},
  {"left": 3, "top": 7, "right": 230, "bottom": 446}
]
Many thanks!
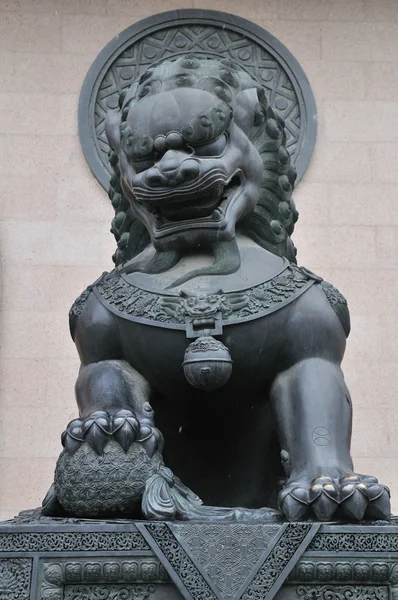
[
  {"left": 170, "top": 523, "right": 281, "bottom": 600},
  {"left": 138, "top": 522, "right": 319, "bottom": 600}
]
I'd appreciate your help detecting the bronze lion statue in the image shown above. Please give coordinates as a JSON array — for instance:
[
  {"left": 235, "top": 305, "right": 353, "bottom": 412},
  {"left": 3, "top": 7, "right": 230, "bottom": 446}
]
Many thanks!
[{"left": 44, "top": 55, "right": 390, "bottom": 523}]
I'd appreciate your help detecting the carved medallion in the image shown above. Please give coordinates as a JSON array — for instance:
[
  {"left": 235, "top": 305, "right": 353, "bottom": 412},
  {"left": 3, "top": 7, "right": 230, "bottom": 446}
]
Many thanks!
[{"left": 79, "top": 10, "right": 317, "bottom": 189}]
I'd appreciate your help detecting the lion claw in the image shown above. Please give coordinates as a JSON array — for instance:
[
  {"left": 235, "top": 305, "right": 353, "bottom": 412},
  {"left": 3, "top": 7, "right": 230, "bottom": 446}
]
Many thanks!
[
  {"left": 113, "top": 410, "right": 140, "bottom": 452},
  {"left": 61, "top": 407, "right": 162, "bottom": 457},
  {"left": 365, "top": 487, "right": 391, "bottom": 520},
  {"left": 85, "top": 422, "right": 109, "bottom": 454},
  {"left": 61, "top": 419, "right": 84, "bottom": 455},
  {"left": 279, "top": 487, "right": 309, "bottom": 520},
  {"left": 310, "top": 477, "right": 339, "bottom": 521},
  {"left": 280, "top": 471, "right": 391, "bottom": 522},
  {"left": 340, "top": 485, "right": 368, "bottom": 521}
]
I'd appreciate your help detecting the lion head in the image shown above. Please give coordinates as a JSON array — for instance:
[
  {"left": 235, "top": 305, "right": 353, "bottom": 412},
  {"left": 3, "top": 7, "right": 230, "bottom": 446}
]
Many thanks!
[{"left": 106, "top": 55, "right": 298, "bottom": 276}]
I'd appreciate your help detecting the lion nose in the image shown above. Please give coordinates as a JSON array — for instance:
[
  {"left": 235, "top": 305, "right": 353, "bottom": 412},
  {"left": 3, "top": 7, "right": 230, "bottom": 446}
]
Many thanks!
[
  {"left": 144, "top": 159, "right": 200, "bottom": 188},
  {"left": 145, "top": 167, "right": 168, "bottom": 187}
]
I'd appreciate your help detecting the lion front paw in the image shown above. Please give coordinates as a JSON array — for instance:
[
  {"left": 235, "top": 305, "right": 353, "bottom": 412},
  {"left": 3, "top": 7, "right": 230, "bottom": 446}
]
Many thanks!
[
  {"left": 61, "top": 407, "right": 163, "bottom": 458},
  {"left": 54, "top": 440, "right": 163, "bottom": 517},
  {"left": 280, "top": 471, "right": 390, "bottom": 522},
  {"left": 49, "top": 407, "right": 166, "bottom": 517}
]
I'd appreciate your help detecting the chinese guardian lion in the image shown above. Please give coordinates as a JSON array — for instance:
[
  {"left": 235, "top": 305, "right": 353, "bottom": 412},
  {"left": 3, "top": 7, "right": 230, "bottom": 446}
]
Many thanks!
[{"left": 44, "top": 55, "right": 390, "bottom": 523}]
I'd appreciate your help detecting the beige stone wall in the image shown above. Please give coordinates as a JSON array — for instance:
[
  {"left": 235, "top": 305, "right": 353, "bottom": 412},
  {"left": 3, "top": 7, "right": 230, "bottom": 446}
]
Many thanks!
[{"left": 0, "top": 0, "right": 397, "bottom": 520}]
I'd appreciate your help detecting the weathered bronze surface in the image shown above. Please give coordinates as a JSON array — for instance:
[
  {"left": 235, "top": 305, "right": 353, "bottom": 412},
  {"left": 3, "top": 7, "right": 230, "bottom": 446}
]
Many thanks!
[{"left": 38, "top": 12, "right": 390, "bottom": 524}]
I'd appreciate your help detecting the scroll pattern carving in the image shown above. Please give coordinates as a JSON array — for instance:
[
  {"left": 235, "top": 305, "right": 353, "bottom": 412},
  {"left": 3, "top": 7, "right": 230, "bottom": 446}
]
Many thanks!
[
  {"left": 0, "top": 531, "right": 149, "bottom": 552},
  {"left": 309, "top": 533, "right": 398, "bottom": 553},
  {"left": 0, "top": 558, "right": 32, "bottom": 600},
  {"left": 296, "top": 585, "right": 388, "bottom": 600},
  {"left": 93, "top": 265, "right": 312, "bottom": 326},
  {"left": 241, "top": 523, "right": 313, "bottom": 600},
  {"left": 146, "top": 522, "right": 219, "bottom": 600}
]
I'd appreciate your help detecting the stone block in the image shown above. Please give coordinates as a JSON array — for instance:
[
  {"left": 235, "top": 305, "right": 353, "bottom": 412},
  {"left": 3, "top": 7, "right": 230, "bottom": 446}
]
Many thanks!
[
  {"left": 51, "top": 265, "right": 106, "bottom": 310},
  {"left": 0, "top": 134, "right": 79, "bottom": 178},
  {"left": 0, "top": 93, "right": 75, "bottom": 136},
  {"left": 0, "top": 457, "right": 55, "bottom": 511},
  {"left": 1, "top": 0, "right": 106, "bottom": 10},
  {"left": 1, "top": 0, "right": 106, "bottom": 12},
  {"left": 343, "top": 359, "right": 398, "bottom": 409},
  {"left": 324, "top": 101, "right": 398, "bottom": 142},
  {"left": 363, "top": 0, "right": 398, "bottom": 22},
  {"left": 328, "top": 183, "right": 398, "bottom": 226},
  {"left": 0, "top": 404, "right": 65, "bottom": 459},
  {"left": 0, "top": 52, "right": 15, "bottom": 93},
  {"left": 0, "top": 310, "right": 76, "bottom": 360},
  {"left": 0, "top": 358, "right": 48, "bottom": 408},
  {"left": 365, "top": 62, "right": 398, "bottom": 101},
  {"left": 11, "top": 52, "right": 92, "bottom": 95},
  {"left": 0, "top": 358, "right": 78, "bottom": 412},
  {"left": 345, "top": 314, "right": 398, "bottom": 363},
  {"left": 292, "top": 182, "right": 329, "bottom": 225},
  {"left": 277, "top": 0, "right": 365, "bottom": 22},
  {"left": 371, "top": 143, "right": 398, "bottom": 182},
  {"left": 262, "top": 20, "right": 322, "bottom": 62},
  {"left": 0, "top": 11, "right": 61, "bottom": 53},
  {"left": 301, "top": 60, "right": 368, "bottom": 101},
  {"left": 294, "top": 225, "right": 377, "bottom": 271},
  {"left": 109, "top": 0, "right": 194, "bottom": 17},
  {"left": 327, "top": 0, "right": 366, "bottom": 21},
  {"left": 304, "top": 140, "right": 372, "bottom": 183},
  {"left": 56, "top": 174, "right": 112, "bottom": 223},
  {"left": 0, "top": 174, "right": 57, "bottom": 221},
  {"left": 0, "top": 264, "right": 104, "bottom": 312},
  {"left": 322, "top": 22, "right": 398, "bottom": 62},
  {"left": 0, "top": 221, "right": 103, "bottom": 266},
  {"left": 0, "top": 0, "right": 54, "bottom": 10},
  {"left": 351, "top": 406, "right": 391, "bottom": 458},
  {"left": 375, "top": 227, "right": 398, "bottom": 268},
  {"left": 192, "top": 0, "right": 278, "bottom": 21},
  {"left": 322, "top": 268, "right": 398, "bottom": 317},
  {"left": 61, "top": 14, "right": 136, "bottom": 57},
  {"left": 57, "top": 94, "right": 79, "bottom": 136},
  {"left": 46, "top": 358, "right": 80, "bottom": 413}
]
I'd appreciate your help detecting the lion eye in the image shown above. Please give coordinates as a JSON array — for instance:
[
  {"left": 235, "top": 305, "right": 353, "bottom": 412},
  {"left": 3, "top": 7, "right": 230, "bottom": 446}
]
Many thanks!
[{"left": 193, "top": 134, "right": 227, "bottom": 157}]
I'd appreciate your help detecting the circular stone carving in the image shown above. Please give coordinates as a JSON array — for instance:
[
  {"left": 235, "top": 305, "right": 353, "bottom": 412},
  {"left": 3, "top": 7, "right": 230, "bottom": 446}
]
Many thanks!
[{"left": 79, "top": 9, "right": 317, "bottom": 190}]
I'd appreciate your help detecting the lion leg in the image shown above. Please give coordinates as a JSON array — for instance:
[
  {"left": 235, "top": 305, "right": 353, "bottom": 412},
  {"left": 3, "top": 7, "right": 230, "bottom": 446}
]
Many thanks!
[
  {"left": 44, "top": 359, "right": 202, "bottom": 519},
  {"left": 271, "top": 357, "right": 390, "bottom": 522},
  {"left": 43, "top": 360, "right": 162, "bottom": 518},
  {"left": 69, "top": 359, "right": 163, "bottom": 459}
]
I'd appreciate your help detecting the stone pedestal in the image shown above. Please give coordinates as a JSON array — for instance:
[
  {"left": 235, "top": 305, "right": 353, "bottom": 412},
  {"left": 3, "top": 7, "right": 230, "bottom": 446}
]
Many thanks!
[{"left": 1, "top": 513, "right": 397, "bottom": 600}]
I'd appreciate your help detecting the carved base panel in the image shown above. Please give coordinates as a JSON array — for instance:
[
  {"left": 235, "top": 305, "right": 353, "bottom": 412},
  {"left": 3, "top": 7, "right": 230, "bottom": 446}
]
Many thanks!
[{"left": 1, "top": 513, "right": 398, "bottom": 600}]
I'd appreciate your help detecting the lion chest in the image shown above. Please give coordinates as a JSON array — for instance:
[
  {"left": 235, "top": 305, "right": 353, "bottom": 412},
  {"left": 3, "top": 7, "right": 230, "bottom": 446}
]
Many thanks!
[{"left": 91, "top": 262, "right": 316, "bottom": 396}]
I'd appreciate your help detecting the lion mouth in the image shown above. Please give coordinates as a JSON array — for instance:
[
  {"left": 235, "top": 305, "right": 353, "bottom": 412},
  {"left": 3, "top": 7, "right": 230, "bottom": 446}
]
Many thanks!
[{"left": 138, "top": 173, "right": 243, "bottom": 232}]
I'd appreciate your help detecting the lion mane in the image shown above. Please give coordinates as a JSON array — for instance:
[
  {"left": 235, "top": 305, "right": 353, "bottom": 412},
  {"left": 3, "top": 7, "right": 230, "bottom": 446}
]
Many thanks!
[{"left": 108, "top": 55, "right": 299, "bottom": 266}]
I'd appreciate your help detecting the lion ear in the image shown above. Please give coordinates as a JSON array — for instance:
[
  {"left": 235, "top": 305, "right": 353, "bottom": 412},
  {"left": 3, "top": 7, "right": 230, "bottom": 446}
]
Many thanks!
[
  {"left": 105, "top": 109, "right": 121, "bottom": 151},
  {"left": 234, "top": 88, "right": 263, "bottom": 135}
]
